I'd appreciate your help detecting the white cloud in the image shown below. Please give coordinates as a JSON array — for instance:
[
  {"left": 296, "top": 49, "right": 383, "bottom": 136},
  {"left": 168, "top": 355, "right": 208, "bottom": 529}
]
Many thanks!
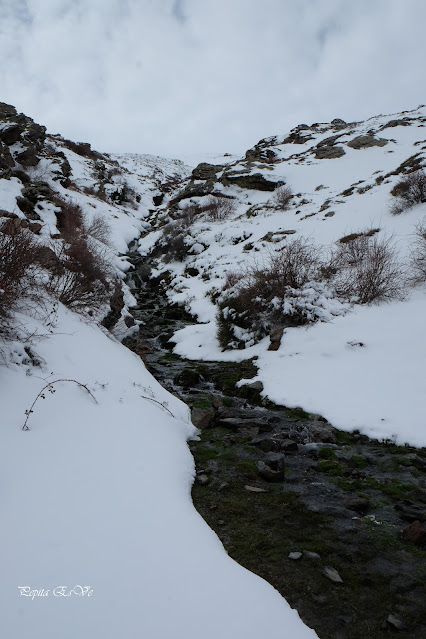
[{"left": 0, "top": 0, "right": 425, "bottom": 156}]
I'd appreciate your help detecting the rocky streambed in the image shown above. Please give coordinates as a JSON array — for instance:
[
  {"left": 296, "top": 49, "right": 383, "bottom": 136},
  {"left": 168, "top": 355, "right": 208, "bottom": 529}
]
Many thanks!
[{"left": 124, "top": 249, "right": 426, "bottom": 639}]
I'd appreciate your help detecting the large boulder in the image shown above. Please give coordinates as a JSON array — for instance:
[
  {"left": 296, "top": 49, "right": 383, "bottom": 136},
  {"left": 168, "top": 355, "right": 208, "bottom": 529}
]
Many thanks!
[
  {"left": 191, "top": 163, "right": 224, "bottom": 180},
  {"left": 221, "top": 171, "right": 283, "bottom": 191},
  {"left": 347, "top": 135, "right": 388, "bottom": 149}
]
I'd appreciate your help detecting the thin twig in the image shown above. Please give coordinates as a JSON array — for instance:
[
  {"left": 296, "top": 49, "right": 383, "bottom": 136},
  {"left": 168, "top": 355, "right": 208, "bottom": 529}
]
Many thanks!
[
  {"left": 140, "top": 395, "right": 175, "bottom": 417},
  {"left": 22, "top": 378, "right": 98, "bottom": 431}
]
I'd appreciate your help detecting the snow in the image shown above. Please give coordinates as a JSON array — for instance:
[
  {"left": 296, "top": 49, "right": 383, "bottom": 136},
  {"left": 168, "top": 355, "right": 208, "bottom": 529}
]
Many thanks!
[
  {"left": 0, "top": 127, "right": 318, "bottom": 637},
  {"left": 150, "top": 107, "right": 426, "bottom": 447},
  {"left": 0, "top": 306, "right": 317, "bottom": 639}
]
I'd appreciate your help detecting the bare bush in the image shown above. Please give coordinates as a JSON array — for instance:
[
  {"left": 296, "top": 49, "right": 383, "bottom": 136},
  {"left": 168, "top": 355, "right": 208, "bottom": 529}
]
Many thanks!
[
  {"left": 53, "top": 197, "right": 84, "bottom": 236},
  {"left": 273, "top": 185, "right": 293, "bottom": 210},
  {"left": 86, "top": 213, "right": 112, "bottom": 246},
  {"left": 410, "top": 219, "right": 426, "bottom": 284},
  {"left": 390, "top": 170, "right": 426, "bottom": 214},
  {"left": 204, "top": 195, "right": 237, "bottom": 221},
  {"left": 0, "top": 222, "right": 42, "bottom": 333},
  {"left": 332, "top": 234, "right": 404, "bottom": 303}
]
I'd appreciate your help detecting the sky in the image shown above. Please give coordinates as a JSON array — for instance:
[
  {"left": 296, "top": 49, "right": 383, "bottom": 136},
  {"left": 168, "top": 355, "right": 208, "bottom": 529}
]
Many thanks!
[{"left": 0, "top": 0, "right": 425, "bottom": 158}]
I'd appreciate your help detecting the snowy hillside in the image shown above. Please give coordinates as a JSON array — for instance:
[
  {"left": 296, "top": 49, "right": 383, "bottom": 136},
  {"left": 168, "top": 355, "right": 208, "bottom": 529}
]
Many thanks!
[
  {"left": 0, "top": 102, "right": 319, "bottom": 638},
  {"left": 138, "top": 106, "right": 426, "bottom": 447}
]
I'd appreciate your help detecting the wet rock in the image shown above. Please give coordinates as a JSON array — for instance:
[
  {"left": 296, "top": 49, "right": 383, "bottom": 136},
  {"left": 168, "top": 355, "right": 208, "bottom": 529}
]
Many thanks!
[
  {"left": 344, "top": 496, "right": 370, "bottom": 513},
  {"left": 323, "top": 566, "right": 343, "bottom": 583},
  {"left": 174, "top": 368, "right": 201, "bottom": 388},
  {"left": 394, "top": 500, "right": 425, "bottom": 522},
  {"left": 191, "top": 408, "right": 215, "bottom": 430},
  {"left": 219, "top": 417, "right": 268, "bottom": 430},
  {"left": 402, "top": 520, "right": 426, "bottom": 546},
  {"left": 347, "top": 135, "right": 388, "bottom": 149},
  {"left": 256, "top": 461, "right": 284, "bottom": 482}
]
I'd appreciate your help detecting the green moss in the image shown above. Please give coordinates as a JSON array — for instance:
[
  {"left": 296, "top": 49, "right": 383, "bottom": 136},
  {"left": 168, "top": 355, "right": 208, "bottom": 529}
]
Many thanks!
[
  {"left": 318, "top": 447, "right": 337, "bottom": 460},
  {"left": 317, "top": 459, "right": 343, "bottom": 475}
]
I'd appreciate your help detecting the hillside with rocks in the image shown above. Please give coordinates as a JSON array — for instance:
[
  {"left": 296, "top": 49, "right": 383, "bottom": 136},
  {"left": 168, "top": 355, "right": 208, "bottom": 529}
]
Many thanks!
[{"left": 1, "top": 101, "right": 426, "bottom": 639}]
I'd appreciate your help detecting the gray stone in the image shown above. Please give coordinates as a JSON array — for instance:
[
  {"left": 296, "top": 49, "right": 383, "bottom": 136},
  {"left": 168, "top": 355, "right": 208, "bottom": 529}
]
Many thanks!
[
  {"left": 344, "top": 496, "right": 370, "bottom": 513},
  {"left": 191, "top": 163, "right": 224, "bottom": 180},
  {"left": 315, "top": 146, "right": 346, "bottom": 160},
  {"left": 386, "top": 614, "right": 406, "bottom": 630},
  {"left": 288, "top": 552, "right": 302, "bottom": 560},
  {"left": 257, "top": 461, "right": 284, "bottom": 482},
  {"left": 347, "top": 135, "right": 388, "bottom": 149},
  {"left": 303, "top": 551, "right": 321, "bottom": 559},
  {"left": 196, "top": 474, "right": 209, "bottom": 485},
  {"left": 0, "top": 123, "right": 24, "bottom": 145},
  {"left": 245, "top": 485, "right": 268, "bottom": 493},
  {"left": 221, "top": 172, "right": 283, "bottom": 191},
  {"left": 191, "top": 408, "right": 215, "bottom": 430},
  {"left": 323, "top": 566, "right": 343, "bottom": 583}
]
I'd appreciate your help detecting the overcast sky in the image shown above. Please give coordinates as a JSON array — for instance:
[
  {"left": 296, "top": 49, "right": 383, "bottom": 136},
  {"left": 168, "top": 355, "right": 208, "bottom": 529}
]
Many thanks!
[{"left": 1, "top": 0, "right": 425, "bottom": 158}]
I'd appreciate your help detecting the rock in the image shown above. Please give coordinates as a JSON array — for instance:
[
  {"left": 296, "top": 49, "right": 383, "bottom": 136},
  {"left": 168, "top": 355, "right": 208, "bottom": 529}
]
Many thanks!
[
  {"left": 16, "top": 147, "right": 40, "bottom": 167},
  {"left": 191, "top": 163, "right": 224, "bottom": 180},
  {"left": 303, "top": 551, "right": 321, "bottom": 559},
  {"left": 403, "top": 520, "right": 426, "bottom": 546},
  {"left": 264, "top": 452, "right": 285, "bottom": 471},
  {"left": 242, "top": 380, "right": 264, "bottom": 392},
  {"left": 309, "top": 422, "right": 337, "bottom": 444},
  {"left": 386, "top": 614, "right": 406, "bottom": 630},
  {"left": 174, "top": 368, "right": 201, "bottom": 388},
  {"left": 221, "top": 171, "right": 283, "bottom": 191},
  {"left": 347, "top": 135, "right": 388, "bottom": 149},
  {"left": 196, "top": 474, "right": 209, "bottom": 485},
  {"left": 250, "top": 436, "right": 281, "bottom": 453},
  {"left": 257, "top": 461, "right": 284, "bottom": 482},
  {"left": 0, "top": 123, "right": 24, "bottom": 145},
  {"left": 124, "top": 314, "right": 136, "bottom": 328},
  {"left": 331, "top": 118, "right": 346, "bottom": 126},
  {"left": 219, "top": 417, "right": 268, "bottom": 430},
  {"left": 323, "top": 566, "right": 343, "bottom": 583},
  {"left": 268, "top": 327, "right": 284, "bottom": 351},
  {"left": 315, "top": 146, "right": 346, "bottom": 159},
  {"left": 191, "top": 408, "right": 215, "bottom": 430},
  {"left": 152, "top": 193, "right": 164, "bottom": 206},
  {"left": 280, "top": 439, "right": 299, "bottom": 453},
  {"left": 344, "top": 496, "right": 370, "bottom": 513},
  {"left": 245, "top": 485, "right": 268, "bottom": 493},
  {"left": 394, "top": 500, "right": 425, "bottom": 522},
  {"left": 288, "top": 552, "right": 302, "bottom": 560}
]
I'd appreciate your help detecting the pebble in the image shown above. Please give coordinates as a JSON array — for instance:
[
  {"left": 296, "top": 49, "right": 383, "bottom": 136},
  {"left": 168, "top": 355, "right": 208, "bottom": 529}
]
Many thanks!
[
  {"left": 288, "top": 552, "right": 303, "bottom": 560},
  {"left": 245, "top": 485, "right": 267, "bottom": 493}
]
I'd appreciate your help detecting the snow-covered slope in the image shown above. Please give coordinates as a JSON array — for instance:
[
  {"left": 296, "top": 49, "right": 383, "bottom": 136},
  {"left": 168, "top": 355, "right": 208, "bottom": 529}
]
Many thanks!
[
  {"left": 0, "top": 103, "right": 317, "bottom": 638},
  {"left": 139, "top": 106, "right": 426, "bottom": 447}
]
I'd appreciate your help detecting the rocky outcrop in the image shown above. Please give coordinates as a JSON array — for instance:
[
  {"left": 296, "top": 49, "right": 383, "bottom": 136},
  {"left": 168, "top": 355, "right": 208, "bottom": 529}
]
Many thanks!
[
  {"left": 191, "top": 163, "right": 224, "bottom": 180},
  {"left": 220, "top": 171, "right": 283, "bottom": 191},
  {"left": 346, "top": 135, "right": 388, "bottom": 149}
]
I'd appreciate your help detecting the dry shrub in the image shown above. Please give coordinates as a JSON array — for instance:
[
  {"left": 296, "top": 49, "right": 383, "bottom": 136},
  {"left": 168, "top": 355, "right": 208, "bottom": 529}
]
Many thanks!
[
  {"left": 410, "top": 219, "right": 426, "bottom": 284},
  {"left": 390, "top": 170, "right": 426, "bottom": 214},
  {"left": 332, "top": 234, "right": 404, "bottom": 303},
  {"left": 273, "top": 185, "right": 293, "bottom": 210},
  {"left": 0, "top": 221, "right": 42, "bottom": 332},
  {"left": 48, "top": 198, "right": 114, "bottom": 311},
  {"left": 159, "top": 203, "right": 200, "bottom": 262},
  {"left": 204, "top": 195, "right": 237, "bottom": 221}
]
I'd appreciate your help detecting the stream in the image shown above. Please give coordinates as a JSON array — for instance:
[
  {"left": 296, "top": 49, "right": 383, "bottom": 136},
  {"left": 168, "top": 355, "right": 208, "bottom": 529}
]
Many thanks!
[{"left": 123, "top": 247, "right": 426, "bottom": 639}]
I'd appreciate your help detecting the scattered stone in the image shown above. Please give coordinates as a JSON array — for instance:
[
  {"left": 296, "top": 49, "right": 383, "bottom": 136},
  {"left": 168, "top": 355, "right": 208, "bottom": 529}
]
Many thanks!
[
  {"left": 264, "top": 452, "right": 285, "bottom": 472},
  {"left": 303, "top": 551, "right": 321, "bottom": 559},
  {"left": 243, "top": 380, "right": 264, "bottom": 392},
  {"left": 288, "top": 552, "right": 302, "bottom": 560},
  {"left": 217, "top": 519, "right": 225, "bottom": 525},
  {"left": 196, "top": 474, "right": 209, "bottom": 485},
  {"left": 280, "top": 439, "right": 299, "bottom": 453},
  {"left": 256, "top": 461, "right": 284, "bottom": 482},
  {"left": 344, "top": 496, "right": 370, "bottom": 513},
  {"left": 403, "top": 520, "right": 426, "bottom": 546},
  {"left": 245, "top": 485, "right": 268, "bottom": 493},
  {"left": 323, "top": 566, "right": 343, "bottom": 583},
  {"left": 386, "top": 614, "right": 406, "bottom": 630},
  {"left": 218, "top": 482, "right": 229, "bottom": 491}
]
